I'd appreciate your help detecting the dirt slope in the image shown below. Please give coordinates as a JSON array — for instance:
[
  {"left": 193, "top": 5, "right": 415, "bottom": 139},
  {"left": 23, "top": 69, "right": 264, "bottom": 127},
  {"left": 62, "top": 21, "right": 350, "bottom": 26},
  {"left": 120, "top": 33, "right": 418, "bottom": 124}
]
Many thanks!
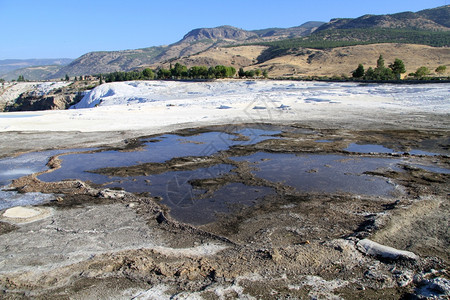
[
  {"left": 257, "top": 43, "right": 450, "bottom": 77},
  {"left": 157, "top": 43, "right": 449, "bottom": 78}
]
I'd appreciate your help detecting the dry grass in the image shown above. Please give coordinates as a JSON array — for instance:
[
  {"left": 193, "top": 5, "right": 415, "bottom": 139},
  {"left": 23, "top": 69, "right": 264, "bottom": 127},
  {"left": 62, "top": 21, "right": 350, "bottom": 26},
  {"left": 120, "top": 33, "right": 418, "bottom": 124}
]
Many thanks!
[{"left": 159, "top": 43, "right": 450, "bottom": 78}]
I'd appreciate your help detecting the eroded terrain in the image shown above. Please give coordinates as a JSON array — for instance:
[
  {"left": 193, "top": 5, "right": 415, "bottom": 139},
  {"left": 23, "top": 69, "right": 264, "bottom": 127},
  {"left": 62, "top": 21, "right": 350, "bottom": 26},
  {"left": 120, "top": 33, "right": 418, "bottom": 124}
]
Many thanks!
[{"left": 0, "top": 123, "right": 449, "bottom": 299}]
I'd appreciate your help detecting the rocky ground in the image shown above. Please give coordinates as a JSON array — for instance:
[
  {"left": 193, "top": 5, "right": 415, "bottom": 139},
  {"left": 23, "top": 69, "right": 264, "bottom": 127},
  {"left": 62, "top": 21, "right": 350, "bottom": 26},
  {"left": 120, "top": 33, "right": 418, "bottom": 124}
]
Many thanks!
[{"left": 0, "top": 119, "right": 449, "bottom": 299}]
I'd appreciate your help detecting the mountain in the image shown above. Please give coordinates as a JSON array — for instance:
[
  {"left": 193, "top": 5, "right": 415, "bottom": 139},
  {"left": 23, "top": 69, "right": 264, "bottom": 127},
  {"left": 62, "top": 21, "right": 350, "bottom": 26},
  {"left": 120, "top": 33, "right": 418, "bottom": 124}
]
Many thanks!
[
  {"left": 181, "top": 25, "right": 257, "bottom": 42},
  {"left": 0, "top": 58, "right": 72, "bottom": 77},
  {"left": 48, "top": 23, "right": 324, "bottom": 79},
  {"left": 316, "top": 5, "right": 450, "bottom": 32},
  {"left": 1, "top": 65, "right": 63, "bottom": 81},
  {"left": 251, "top": 21, "right": 325, "bottom": 40}
]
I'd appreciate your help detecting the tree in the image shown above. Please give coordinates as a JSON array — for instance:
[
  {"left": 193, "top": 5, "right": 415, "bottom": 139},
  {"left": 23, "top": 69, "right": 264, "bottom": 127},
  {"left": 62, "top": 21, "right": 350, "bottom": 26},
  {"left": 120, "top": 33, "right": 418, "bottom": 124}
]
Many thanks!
[
  {"left": 157, "top": 68, "right": 171, "bottom": 79},
  {"left": 238, "top": 67, "right": 245, "bottom": 78},
  {"left": 364, "top": 67, "right": 375, "bottom": 80},
  {"left": 214, "top": 65, "right": 227, "bottom": 78},
  {"left": 263, "top": 70, "right": 268, "bottom": 78},
  {"left": 17, "top": 75, "right": 25, "bottom": 82},
  {"left": 142, "top": 68, "right": 155, "bottom": 79},
  {"left": 435, "top": 65, "right": 447, "bottom": 75},
  {"left": 171, "top": 63, "right": 187, "bottom": 78},
  {"left": 255, "top": 69, "right": 261, "bottom": 77},
  {"left": 99, "top": 74, "right": 103, "bottom": 84},
  {"left": 389, "top": 59, "right": 406, "bottom": 79},
  {"left": 352, "top": 64, "right": 365, "bottom": 78},
  {"left": 376, "top": 55, "right": 385, "bottom": 69},
  {"left": 226, "top": 66, "right": 236, "bottom": 78},
  {"left": 65, "top": 74, "right": 70, "bottom": 81},
  {"left": 413, "top": 66, "right": 430, "bottom": 79},
  {"left": 245, "top": 70, "right": 256, "bottom": 78}
]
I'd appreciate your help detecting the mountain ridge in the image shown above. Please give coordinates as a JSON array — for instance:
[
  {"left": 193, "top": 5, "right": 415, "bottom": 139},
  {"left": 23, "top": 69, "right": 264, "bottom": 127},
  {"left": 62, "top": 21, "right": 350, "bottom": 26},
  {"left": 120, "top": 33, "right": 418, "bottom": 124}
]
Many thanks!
[
  {"left": 316, "top": 5, "right": 450, "bottom": 32},
  {"left": 0, "top": 58, "right": 73, "bottom": 78}
]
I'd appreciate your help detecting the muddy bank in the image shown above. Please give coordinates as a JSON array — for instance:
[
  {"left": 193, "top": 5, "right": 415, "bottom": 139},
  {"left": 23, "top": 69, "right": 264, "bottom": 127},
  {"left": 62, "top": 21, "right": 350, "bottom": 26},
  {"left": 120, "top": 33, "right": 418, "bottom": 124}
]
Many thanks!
[{"left": 0, "top": 123, "right": 449, "bottom": 299}]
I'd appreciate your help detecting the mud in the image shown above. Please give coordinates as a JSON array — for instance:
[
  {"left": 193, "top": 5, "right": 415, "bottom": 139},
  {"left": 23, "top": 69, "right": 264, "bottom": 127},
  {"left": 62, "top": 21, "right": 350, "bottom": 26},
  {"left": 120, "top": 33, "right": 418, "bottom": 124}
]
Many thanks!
[{"left": 0, "top": 123, "right": 449, "bottom": 299}]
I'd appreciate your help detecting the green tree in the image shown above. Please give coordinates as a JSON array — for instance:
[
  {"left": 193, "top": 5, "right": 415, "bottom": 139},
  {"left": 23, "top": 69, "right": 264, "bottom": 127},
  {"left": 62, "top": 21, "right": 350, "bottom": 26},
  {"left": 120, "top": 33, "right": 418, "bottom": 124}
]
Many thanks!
[
  {"left": 389, "top": 59, "right": 406, "bottom": 79},
  {"left": 207, "top": 67, "right": 216, "bottom": 79},
  {"left": 238, "top": 67, "right": 245, "bottom": 78},
  {"left": 142, "top": 68, "right": 155, "bottom": 79},
  {"left": 65, "top": 74, "right": 70, "bottom": 81},
  {"left": 214, "top": 65, "right": 227, "bottom": 78},
  {"left": 365, "top": 55, "right": 395, "bottom": 80},
  {"left": 435, "top": 65, "right": 447, "bottom": 75},
  {"left": 226, "top": 66, "right": 236, "bottom": 78},
  {"left": 245, "top": 70, "right": 256, "bottom": 78},
  {"left": 376, "top": 55, "right": 385, "bottom": 69},
  {"left": 352, "top": 64, "right": 365, "bottom": 78},
  {"left": 255, "top": 69, "right": 261, "bottom": 77},
  {"left": 364, "top": 67, "right": 375, "bottom": 80},
  {"left": 171, "top": 63, "right": 188, "bottom": 78},
  {"left": 413, "top": 66, "right": 430, "bottom": 79},
  {"left": 263, "top": 70, "right": 268, "bottom": 78},
  {"left": 157, "top": 68, "right": 171, "bottom": 79},
  {"left": 99, "top": 74, "right": 103, "bottom": 84},
  {"left": 17, "top": 75, "right": 25, "bottom": 82}
]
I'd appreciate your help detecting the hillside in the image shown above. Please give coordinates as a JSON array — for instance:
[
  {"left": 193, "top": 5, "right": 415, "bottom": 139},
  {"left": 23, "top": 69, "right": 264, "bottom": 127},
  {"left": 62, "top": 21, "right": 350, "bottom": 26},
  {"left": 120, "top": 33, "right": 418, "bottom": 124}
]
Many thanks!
[
  {"left": 0, "top": 58, "right": 72, "bottom": 77},
  {"left": 1, "top": 65, "right": 62, "bottom": 81},
  {"left": 254, "top": 43, "right": 450, "bottom": 78},
  {"left": 316, "top": 5, "right": 450, "bottom": 32},
  {"left": 50, "top": 23, "right": 322, "bottom": 79},
  {"left": 156, "top": 43, "right": 450, "bottom": 78}
]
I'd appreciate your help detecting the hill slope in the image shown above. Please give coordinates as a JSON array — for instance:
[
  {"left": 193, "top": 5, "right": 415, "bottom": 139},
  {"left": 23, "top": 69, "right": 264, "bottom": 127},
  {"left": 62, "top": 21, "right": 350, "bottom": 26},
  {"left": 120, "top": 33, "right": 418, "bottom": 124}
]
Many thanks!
[
  {"left": 159, "top": 42, "right": 450, "bottom": 78},
  {"left": 1, "top": 65, "right": 63, "bottom": 81},
  {"left": 50, "top": 23, "right": 322, "bottom": 79},
  {"left": 0, "top": 58, "right": 72, "bottom": 77},
  {"left": 316, "top": 5, "right": 450, "bottom": 32}
]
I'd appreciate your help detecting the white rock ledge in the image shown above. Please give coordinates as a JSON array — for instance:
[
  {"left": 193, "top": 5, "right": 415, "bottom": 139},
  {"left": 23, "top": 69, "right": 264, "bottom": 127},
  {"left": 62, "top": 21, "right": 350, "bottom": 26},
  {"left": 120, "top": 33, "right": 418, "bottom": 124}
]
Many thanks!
[
  {"left": 2, "top": 206, "right": 53, "bottom": 224},
  {"left": 357, "top": 238, "right": 418, "bottom": 260}
]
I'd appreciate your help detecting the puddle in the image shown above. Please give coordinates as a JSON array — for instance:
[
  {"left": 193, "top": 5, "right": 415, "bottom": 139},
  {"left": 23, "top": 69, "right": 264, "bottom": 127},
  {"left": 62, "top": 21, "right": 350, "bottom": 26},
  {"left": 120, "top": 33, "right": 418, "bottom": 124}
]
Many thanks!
[
  {"left": 2, "top": 125, "right": 447, "bottom": 225},
  {"left": 408, "top": 150, "right": 441, "bottom": 156},
  {"left": 0, "top": 149, "right": 91, "bottom": 187},
  {"left": 345, "top": 143, "right": 444, "bottom": 156},
  {"left": 345, "top": 143, "right": 396, "bottom": 154},
  {"left": 0, "top": 191, "right": 55, "bottom": 210},
  {"left": 232, "top": 153, "right": 402, "bottom": 197},
  {"left": 165, "top": 183, "right": 274, "bottom": 225},
  {"left": 38, "top": 129, "right": 280, "bottom": 183},
  {"left": 105, "top": 164, "right": 233, "bottom": 194}
]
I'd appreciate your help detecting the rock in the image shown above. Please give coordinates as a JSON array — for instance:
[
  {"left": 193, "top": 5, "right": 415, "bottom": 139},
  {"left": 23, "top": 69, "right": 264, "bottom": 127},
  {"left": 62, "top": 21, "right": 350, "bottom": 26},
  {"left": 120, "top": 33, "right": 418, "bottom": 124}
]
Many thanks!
[
  {"left": 392, "top": 269, "right": 414, "bottom": 287},
  {"left": 415, "top": 277, "right": 450, "bottom": 299},
  {"left": 97, "top": 189, "right": 128, "bottom": 199},
  {"left": 356, "top": 239, "right": 418, "bottom": 260},
  {"left": 2, "top": 206, "right": 52, "bottom": 223}
]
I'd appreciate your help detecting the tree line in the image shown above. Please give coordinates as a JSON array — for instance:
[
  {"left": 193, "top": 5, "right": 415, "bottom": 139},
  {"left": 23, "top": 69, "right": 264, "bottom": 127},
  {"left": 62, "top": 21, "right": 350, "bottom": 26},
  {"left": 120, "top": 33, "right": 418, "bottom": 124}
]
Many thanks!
[
  {"left": 352, "top": 55, "right": 447, "bottom": 80},
  {"left": 102, "top": 63, "right": 241, "bottom": 83}
]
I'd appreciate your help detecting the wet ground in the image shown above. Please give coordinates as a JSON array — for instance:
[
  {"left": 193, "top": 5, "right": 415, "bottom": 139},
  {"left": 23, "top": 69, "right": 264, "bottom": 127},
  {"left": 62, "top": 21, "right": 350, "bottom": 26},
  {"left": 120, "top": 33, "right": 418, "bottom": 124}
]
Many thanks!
[{"left": 1, "top": 123, "right": 449, "bottom": 299}]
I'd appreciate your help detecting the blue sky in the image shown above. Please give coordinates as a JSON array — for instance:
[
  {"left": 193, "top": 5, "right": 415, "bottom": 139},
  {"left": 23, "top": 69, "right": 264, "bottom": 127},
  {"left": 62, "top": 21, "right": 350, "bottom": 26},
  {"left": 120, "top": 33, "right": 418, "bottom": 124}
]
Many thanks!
[{"left": 0, "top": 0, "right": 447, "bottom": 59}]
